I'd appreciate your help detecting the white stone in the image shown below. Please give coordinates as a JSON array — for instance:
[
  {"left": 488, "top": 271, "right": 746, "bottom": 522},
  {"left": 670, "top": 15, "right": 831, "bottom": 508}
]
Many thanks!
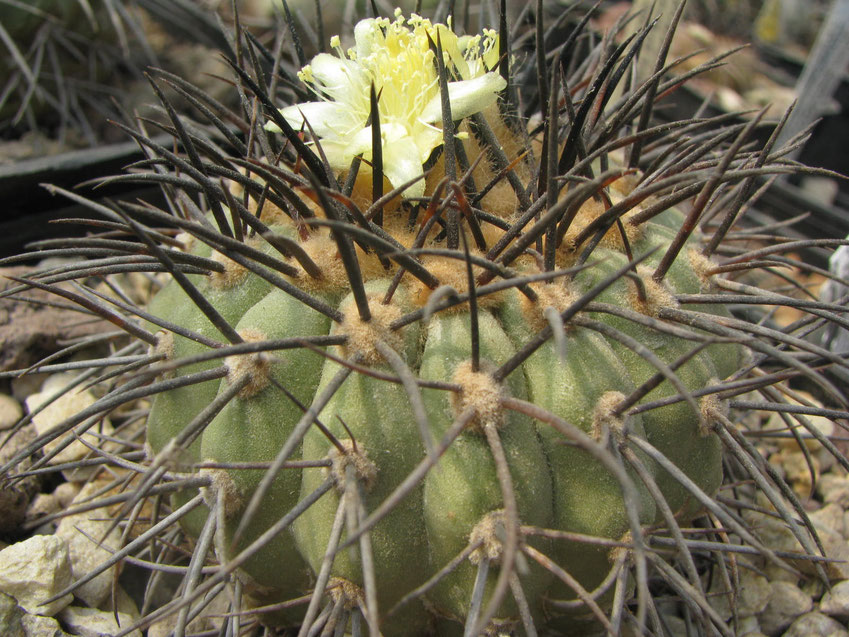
[
  {"left": 709, "top": 567, "right": 771, "bottom": 621},
  {"left": 810, "top": 503, "right": 846, "bottom": 538},
  {"left": 783, "top": 611, "right": 849, "bottom": 637},
  {"left": 21, "top": 613, "right": 68, "bottom": 637},
  {"left": 55, "top": 511, "right": 122, "bottom": 608},
  {"left": 765, "top": 392, "right": 835, "bottom": 452},
  {"left": 820, "top": 580, "right": 849, "bottom": 620},
  {"left": 58, "top": 606, "right": 142, "bottom": 637},
  {"left": 55, "top": 481, "right": 125, "bottom": 608},
  {"left": 0, "top": 535, "right": 73, "bottom": 616},
  {"left": 758, "top": 580, "right": 812, "bottom": 636},
  {"left": 24, "top": 373, "right": 113, "bottom": 470},
  {"left": 51, "top": 483, "right": 80, "bottom": 509},
  {"left": 0, "top": 393, "right": 23, "bottom": 430},
  {"left": 97, "top": 585, "right": 140, "bottom": 622}
]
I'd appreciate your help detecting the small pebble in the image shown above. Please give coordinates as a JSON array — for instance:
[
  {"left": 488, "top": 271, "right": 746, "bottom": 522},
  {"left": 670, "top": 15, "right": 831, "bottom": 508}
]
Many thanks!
[
  {"left": 56, "top": 496, "right": 122, "bottom": 607},
  {"left": 21, "top": 613, "right": 69, "bottom": 637},
  {"left": 816, "top": 529, "right": 849, "bottom": 581},
  {"left": 0, "top": 423, "right": 40, "bottom": 534},
  {"left": 782, "top": 611, "right": 849, "bottom": 637},
  {"left": 58, "top": 606, "right": 142, "bottom": 637},
  {"left": 0, "top": 393, "right": 23, "bottom": 430},
  {"left": 738, "top": 615, "right": 761, "bottom": 635},
  {"left": 818, "top": 475, "right": 849, "bottom": 508},
  {"left": 810, "top": 503, "right": 846, "bottom": 538},
  {"left": 26, "top": 494, "right": 59, "bottom": 523},
  {"left": 97, "top": 585, "right": 140, "bottom": 621},
  {"left": 10, "top": 373, "right": 48, "bottom": 403},
  {"left": 0, "top": 592, "right": 25, "bottom": 637},
  {"left": 146, "top": 587, "right": 230, "bottom": 637},
  {"left": 759, "top": 580, "right": 813, "bottom": 636},
  {"left": 766, "top": 393, "right": 834, "bottom": 452},
  {"left": 655, "top": 614, "right": 687, "bottom": 637},
  {"left": 710, "top": 567, "right": 771, "bottom": 620},
  {"left": 24, "top": 372, "right": 113, "bottom": 475},
  {"left": 0, "top": 535, "right": 74, "bottom": 616},
  {"left": 820, "top": 580, "right": 849, "bottom": 620},
  {"left": 801, "top": 576, "right": 827, "bottom": 602},
  {"left": 52, "top": 482, "right": 80, "bottom": 509},
  {"left": 770, "top": 447, "right": 820, "bottom": 497}
]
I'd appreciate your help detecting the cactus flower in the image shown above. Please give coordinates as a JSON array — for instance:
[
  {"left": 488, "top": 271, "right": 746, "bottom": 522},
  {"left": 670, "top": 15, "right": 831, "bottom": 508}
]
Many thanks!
[{"left": 267, "top": 11, "right": 506, "bottom": 199}]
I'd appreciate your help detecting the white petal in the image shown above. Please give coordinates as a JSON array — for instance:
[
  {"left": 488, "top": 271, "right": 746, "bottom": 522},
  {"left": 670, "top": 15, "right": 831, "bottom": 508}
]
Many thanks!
[
  {"left": 411, "top": 126, "right": 443, "bottom": 162},
  {"left": 346, "top": 122, "right": 410, "bottom": 159},
  {"left": 277, "top": 102, "right": 361, "bottom": 138},
  {"left": 354, "top": 18, "right": 384, "bottom": 59},
  {"left": 382, "top": 136, "right": 427, "bottom": 199},
  {"left": 419, "top": 72, "right": 506, "bottom": 123},
  {"left": 264, "top": 120, "right": 283, "bottom": 133},
  {"left": 314, "top": 140, "right": 352, "bottom": 170},
  {"left": 310, "top": 53, "right": 362, "bottom": 93}
]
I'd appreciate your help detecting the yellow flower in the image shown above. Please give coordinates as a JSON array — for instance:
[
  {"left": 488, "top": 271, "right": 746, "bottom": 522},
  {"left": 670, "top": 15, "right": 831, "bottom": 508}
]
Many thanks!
[{"left": 267, "top": 11, "right": 506, "bottom": 199}]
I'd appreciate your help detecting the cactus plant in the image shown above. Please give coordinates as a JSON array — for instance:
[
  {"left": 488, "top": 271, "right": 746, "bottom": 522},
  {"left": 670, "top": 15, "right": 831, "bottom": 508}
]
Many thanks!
[{"left": 2, "top": 2, "right": 848, "bottom": 636}]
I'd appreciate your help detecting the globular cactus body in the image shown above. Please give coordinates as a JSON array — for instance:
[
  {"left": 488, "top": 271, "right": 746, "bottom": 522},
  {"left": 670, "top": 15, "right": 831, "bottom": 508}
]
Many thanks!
[{"left": 143, "top": 167, "right": 735, "bottom": 633}]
